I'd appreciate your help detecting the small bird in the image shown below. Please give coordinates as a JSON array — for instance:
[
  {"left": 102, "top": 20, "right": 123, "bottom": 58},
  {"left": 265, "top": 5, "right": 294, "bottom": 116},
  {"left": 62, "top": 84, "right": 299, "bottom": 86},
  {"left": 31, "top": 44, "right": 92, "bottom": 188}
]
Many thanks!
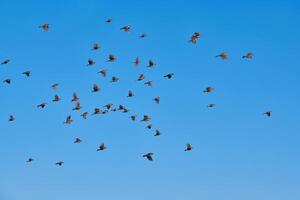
[
  {"left": 106, "top": 18, "right": 112, "bottom": 23},
  {"left": 264, "top": 111, "right": 272, "bottom": 117},
  {"left": 37, "top": 102, "right": 47, "bottom": 108},
  {"left": 163, "top": 73, "right": 174, "bottom": 79},
  {"left": 154, "top": 130, "right": 161, "bottom": 136},
  {"left": 107, "top": 54, "right": 116, "bottom": 62},
  {"left": 104, "top": 103, "right": 113, "bottom": 110},
  {"left": 98, "top": 69, "right": 107, "bottom": 77},
  {"left": 64, "top": 115, "right": 72, "bottom": 124},
  {"left": 97, "top": 143, "right": 106, "bottom": 151},
  {"left": 72, "top": 102, "right": 82, "bottom": 110},
  {"left": 134, "top": 57, "right": 140, "bottom": 66},
  {"left": 123, "top": 108, "right": 129, "bottom": 113},
  {"left": 71, "top": 92, "right": 79, "bottom": 102},
  {"left": 130, "top": 115, "right": 137, "bottom": 121},
  {"left": 127, "top": 90, "right": 134, "bottom": 97},
  {"left": 120, "top": 25, "right": 130, "bottom": 32},
  {"left": 39, "top": 23, "right": 49, "bottom": 31},
  {"left": 3, "top": 79, "right": 11, "bottom": 84},
  {"left": 52, "top": 94, "right": 61, "bottom": 102},
  {"left": 92, "top": 84, "right": 100, "bottom": 92},
  {"left": 22, "top": 71, "right": 31, "bottom": 77},
  {"left": 143, "top": 153, "right": 153, "bottom": 161},
  {"left": 137, "top": 74, "right": 145, "bottom": 81},
  {"left": 87, "top": 58, "right": 96, "bottom": 66},
  {"left": 9, "top": 115, "right": 15, "bottom": 122},
  {"left": 153, "top": 97, "right": 160, "bottom": 104},
  {"left": 55, "top": 161, "right": 64, "bottom": 166},
  {"left": 1, "top": 59, "right": 10, "bottom": 65},
  {"left": 51, "top": 83, "right": 59, "bottom": 90},
  {"left": 111, "top": 108, "right": 117, "bottom": 112},
  {"left": 118, "top": 105, "right": 125, "bottom": 110},
  {"left": 207, "top": 103, "right": 216, "bottom": 108},
  {"left": 141, "top": 115, "right": 151, "bottom": 122},
  {"left": 185, "top": 143, "right": 193, "bottom": 151},
  {"left": 111, "top": 76, "right": 119, "bottom": 83},
  {"left": 216, "top": 52, "right": 228, "bottom": 60},
  {"left": 146, "top": 124, "right": 152, "bottom": 129},
  {"left": 242, "top": 53, "right": 254, "bottom": 59},
  {"left": 26, "top": 158, "right": 34, "bottom": 163},
  {"left": 144, "top": 81, "right": 152, "bottom": 87},
  {"left": 92, "top": 43, "right": 100, "bottom": 50},
  {"left": 189, "top": 32, "right": 201, "bottom": 43},
  {"left": 74, "top": 138, "right": 82, "bottom": 144},
  {"left": 139, "top": 33, "right": 147, "bottom": 38},
  {"left": 147, "top": 60, "right": 156, "bottom": 68},
  {"left": 93, "top": 108, "right": 101, "bottom": 115},
  {"left": 80, "top": 112, "right": 88, "bottom": 119},
  {"left": 203, "top": 86, "right": 214, "bottom": 93}
]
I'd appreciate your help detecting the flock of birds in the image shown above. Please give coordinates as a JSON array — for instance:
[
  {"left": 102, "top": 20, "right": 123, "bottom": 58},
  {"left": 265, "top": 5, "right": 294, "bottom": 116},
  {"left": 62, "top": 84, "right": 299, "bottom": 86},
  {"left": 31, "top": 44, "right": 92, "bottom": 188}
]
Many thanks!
[{"left": 2, "top": 19, "right": 272, "bottom": 166}]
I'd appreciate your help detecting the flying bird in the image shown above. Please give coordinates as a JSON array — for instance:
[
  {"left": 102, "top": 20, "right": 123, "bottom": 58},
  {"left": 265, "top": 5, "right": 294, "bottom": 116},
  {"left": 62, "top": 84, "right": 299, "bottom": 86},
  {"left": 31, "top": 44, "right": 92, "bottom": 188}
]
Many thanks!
[
  {"left": 130, "top": 115, "right": 137, "bottom": 121},
  {"left": 55, "top": 161, "right": 64, "bottom": 166},
  {"left": 80, "top": 112, "right": 88, "bottom": 119},
  {"left": 154, "top": 130, "right": 161, "bottom": 136},
  {"left": 39, "top": 23, "right": 49, "bottom": 31},
  {"left": 216, "top": 52, "right": 228, "bottom": 60},
  {"left": 203, "top": 86, "right": 214, "bottom": 93},
  {"left": 87, "top": 58, "right": 96, "bottom": 66},
  {"left": 98, "top": 69, "right": 107, "bottom": 77},
  {"left": 146, "top": 124, "right": 152, "bottom": 129},
  {"left": 1, "top": 59, "right": 10, "bottom": 65},
  {"left": 92, "top": 43, "right": 100, "bottom": 50},
  {"left": 207, "top": 103, "right": 216, "bottom": 108},
  {"left": 104, "top": 103, "right": 113, "bottom": 110},
  {"left": 134, "top": 57, "right": 140, "bottom": 66},
  {"left": 107, "top": 54, "right": 116, "bottom": 62},
  {"left": 127, "top": 90, "right": 134, "bottom": 97},
  {"left": 153, "top": 97, "right": 160, "bottom": 104},
  {"left": 141, "top": 115, "right": 151, "bottom": 122},
  {"left": 111, "top": 76, "right": 119, "bottom": 83},
  {"left": 93, "top": 108, "right": 101, "bottom": 115},
  {"left": 51, "top": 83, "right": 59, "bottom": 90},
  {"left": 120, "top": 25, "right": 130, "bottom": 32},
  {"left": 92, "top": 84, "right": 100, "bottom": 92},
  {"left": 97, "top": 143, "right": 107, "bottom": 151},
  {"left": 9, "top": 115, "right": 15, "bottom": 122},
  {"left": 264, "top": 111, "right": 272, "bottom": 117},
  {"left": 139, "top": 33, "right": 147, "bottom": 38},
  {"left": 189, "top": 32, "right": 201, "bottom": 43},
  {"left": 26, "top": 158, "right": 34, "bottom": 163},
  {"left": 143, "top": 153, "right": 153, "bottom": 161},
  {"left": 71, "top": 92, "right": 79, "bottom": 102},
  {"left": 52, "top": 94, "right": 61, "bottom": 102},
  {"left": 163, "top": 73, "right": 174, "bottom": 79},
  {"left": 74, "top": 138, "right": 82, "bottom": 144},
  {"left": 64, "top": 115, "right": 72, "bottom": 125},
  {"left": 72, "top": 102, "right": 82, "bottom": 110},
  {"left": 106, "top": 18, "right": 112, "bottom": 23},
  {"left": 147, "top": 60, "right": 156, "bottom": 68},
  {"left": 185, "top": 143, "right": 193, "bottom": 151},
  {"left": 144, "top": 81, "right": 152, "bottom": 87},
  {"left": 37, "top": 102, "right": 47, "bottom": 108},
  {"left": 137, "top": 74, "right": 145, "bottom": 81},
  {"left": 22, "top": 71, "right": 31, "bottom": 77},
  {"left": 3, "top": 79, "right": 11, "bottom": 84},
  {"left": 242, "top": 53, "right": 254, "bottom": 59}
]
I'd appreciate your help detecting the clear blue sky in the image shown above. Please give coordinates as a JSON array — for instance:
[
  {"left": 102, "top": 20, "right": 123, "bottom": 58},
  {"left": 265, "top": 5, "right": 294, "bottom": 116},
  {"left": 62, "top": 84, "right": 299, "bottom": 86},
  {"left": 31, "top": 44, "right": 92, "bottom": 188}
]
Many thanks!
[{"left": 0, "top": 0, "right": 300, "bottom": 199}]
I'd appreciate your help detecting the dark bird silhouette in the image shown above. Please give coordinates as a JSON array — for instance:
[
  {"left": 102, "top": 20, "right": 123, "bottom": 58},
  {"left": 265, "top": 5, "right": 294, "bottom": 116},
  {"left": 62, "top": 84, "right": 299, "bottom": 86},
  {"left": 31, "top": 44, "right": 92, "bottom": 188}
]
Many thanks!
[
  {"left": 130, "top": 115, "right": 137, "bottom": 121},
  {"left": 189, "top": 32, "right": 201, "bottom": 43},
  {"left": 137, "top": 74, "right": 145, "bottom": 81},
  {"left": 144, "top": 81, "right": 152, "bottom": 87},
  {"left": 203, "top": 86, "right": 214, "bottom": 93},
  {"left": 92, "top": 84, "right": 100, "bottom": 92},
  {"left": 80, "top": 112, "right": 88, "bottom": 119},
  {"left": 51, "top": 83, "right": 59, "bottom": 90},
  {"left": 9, "top": 115, "right": 15, "bottom": 122},
  {"left": 107, "top": 54, "right": 116, "bottom": 62},
  {"left": 153, "top": 97, "right": 160, "bottom": 104},
  {"left": 134, "top": 57, "right": 140, "bottom": 66},
  {"left": 143, "top": 153, "right": 153, "bottom": 161},
  {"left": 106, "top": 18, "right": 112, "bottom": 23},
  {"left": 92, "top": 43, "right": 100, "bottom": 50},
  {"left": 139, "top": 33, "right": 147, "bottom": 38},
  {"left": 72, "top": 102, "right": 82, "bottom": 110},
  {"left": 1, "top": 59, "right": 10, "bottom": 65},
  {"left": 118, "top": 105, "right": 125, "bottom": 110},
  {"left": 264, "top": 111, "right": 272, "bottom": 117},
  {"left": 22, "top": 71, "right": 31, "bottom": 77},
  {"left": 154, "top": 130, "right": 161, "bottom": 136},
  {"left": 26, "top": 158, "right": 34, "bottom": 163},
  {"left": 111, "top": 76, "right": 119, "bottom": 83},
  {"left": 37, "top": 102, "right": 47, "bottom": 108},
  {"left": 39, "top": 23, "right": 49, "bottom": 31},
  {"left": 98, "top": 69, "right": 107, "bottom": 77},
  {"left": 207, "top": 103, "right": 216, "bottom": 108},
  {"left": 93, "top": 108, "right": 101, "bottom": 115},
  {"left": 104, "top": 103, "right": 113, "bottom": 110},
  {"left": 3, "top": 79, "right": 11, "bottom": 84},
  {"left": 87, "top": 58, "right": 96, "bottom": 66},
  {"left": 74, "top": 138, "right": 82, "bottom": 144},
  {"left": 52, "top": 94, "right": 61, "bottom": 102},
  {"left": 242, "top": 53, "right": 254, "bottom": 59},
  {"left": 147, "top": 60, "right": 156, "bottom": 68},
  {"left": 164, "top": 73, "right": 174, "bottom": 79},
  {"left": 146, "top": 124, "right": 152, "bottom": 129},
  {"left": 64, "top": 115, "right": 72, "bottom": 125},
  {"left": 127, "top": 90, "right": 134, "bottom": 97},
  {"left": 123, "top": 108, "right": 129, "bottom": 113},
  {"left": 141, "top": 115, "right": 151, "bottom": 122},
  {"left": 120, "top": 25, "right": 130, "bottom": 32},
  {"left": 55, "top": 161, "right": 64, "bottom": 166},
  {"left": 97, "top": 143, "right": 106, "bottom": 151},
  {"left": 216, "top": 52, "right": 228, "bottom": 60},
  {"left": 185, "top": 143, "right": 193, "bottom": 151},
  {"left": 71, "top": 92, "right": 79, "bottom": 102}
]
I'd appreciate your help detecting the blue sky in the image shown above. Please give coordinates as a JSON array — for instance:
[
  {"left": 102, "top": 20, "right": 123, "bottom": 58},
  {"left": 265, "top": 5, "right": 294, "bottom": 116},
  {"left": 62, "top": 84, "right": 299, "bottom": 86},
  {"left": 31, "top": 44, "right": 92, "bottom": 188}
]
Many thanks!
[{"left": 0, "top": 0, "right": 300, "bottom": 199}]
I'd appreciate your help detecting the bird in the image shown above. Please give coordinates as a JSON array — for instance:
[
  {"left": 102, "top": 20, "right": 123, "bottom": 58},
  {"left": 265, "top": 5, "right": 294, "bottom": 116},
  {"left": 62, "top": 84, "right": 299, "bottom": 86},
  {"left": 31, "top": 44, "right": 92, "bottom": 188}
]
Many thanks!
[
  {"left": 141, "top": 115, "right": 151, "bottom": 122},
  {"left": 71, "top": 92, "right": 79, "bottom": 102},
  {"left": 242, "top": 53, "right": 254, "bottom": 59},
  {"left": 3, "top": 79, "right": 11, "bottom": 84},
  {"left": 37, "top": 102, "right": 47, "bottom": 108},
  {"left": 189, "top": 32, "right": 201, "bottom": 43},
  {"left": 127, "top": 90, "right": 134, "bottom": 97},
  {"left": 137, "top": 74, "right": 145, "bottom": 81},
  {"left": 97, "top": 143, "right": 106, "bottom": 151},
  {"left": 154, "top": 130, "right": 161, "bottom": 136},
  {"left": 163, "top": 73, "right": 174, "bottom": 79},
  {"left": 130, "top": 115, "right": 137, "bottom": 121},
  {"left": 107, "top": 54, "right": 116, "bottom": 62},
  {"left": 1, "top": 59, "right": 10, "bottom": 65},
  {"left": 80, "top": 112, "right": 88, "bottom": 119},
  {"left": 207, "top": 103, "right": 216, "bottom": 108},
  {"left": 104, "top": 103, "right": 113, "bottom": 110},
  {"left": 52, "top": 94, "right": 61, "bottom": 102},
  {"left": 92, "top": 43, "right": 100, "bottom": 50},
  {"left": 153, "top": 97, "right": 160, "bottom": 104},
  {"left": 22, "top": 71, "right": 31, "bottom": 77},
  {"left": 144, "top": 81, "right": 152, "bottom": 87},
  {"left": 39, "top": 23, "right": 49, "bottom": 31},
  {"left": 51, "top": 83, "right": 59, "bottom": 90},
  {"left": 64, "top": 115, "right": 72, "bottom": 124},
  {"left": 106, "top": 18, "right": 112, "bottom": 23},
  {"left": 72, "top": 102, "right": 82, "bottom": 110},
  {"left": 111, "top": 108, "right": 117, "bottom": 112},
  {"left": 26, "top": 158, "right": 34, "bottom": 163},
  {"left": 216, "top": 52, "right": 228, "bottom": 60},
  {"left": 123, "top": 108, "right": 129, "bottom": 113},
  {"left": 110, "top": 76, "right": 119, "bottom": 83},
  {"left": 146, "top": 124, "right": 152, "bottom": 129},
  {"left": 139, "top": 33, "right": 147, "bottom": 38},
  {"left": 9, "top": 115, "right": 15, "bottom": 122},
  {"left": 87, "top": 58, "right": 96, "bottom": 66},
  {"left": 98, "top": 69, "right": 107, "bottom": 77},
  {"left": 185, "top": 143, "right": 193, "bottom": 151},
  {"left": 264, "top": 111, "right": 272, "bottom": 117},
  {"left": 134, "top": 57, "right": 140, "bottom": 66},
  {"left": 120, "top": 25, "right": 130, "bottom": 32},
  {"left": 143, "top": 153, "right": 153, "bottom": 161},
  {"left": 147, "top": 60, "right": 156, "bottom": 68},
  {"left": 118, "top": 105, "right": 125, "bottom": 110},
  {"left": 93, "top": 108, "right": 101, "bottom": 115},
  {"left": 74, "top": 138, "right": 82, "bottom": 144},
  {"left": 55, "top": 161, "right": 64, "bottom": 166},
  {"left": 203, "top": 86, "right": 214, "bottom": 93},
  {"left": 92, "top": 84, "right": 100, "bottom": 92}
]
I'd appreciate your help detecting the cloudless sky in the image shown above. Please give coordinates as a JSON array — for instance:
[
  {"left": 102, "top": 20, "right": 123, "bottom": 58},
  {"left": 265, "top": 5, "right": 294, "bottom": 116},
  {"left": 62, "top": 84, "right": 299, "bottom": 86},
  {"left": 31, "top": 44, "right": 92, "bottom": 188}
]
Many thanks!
[{"left": 0, "top": 0, "right": 300, "bottom": 199}]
